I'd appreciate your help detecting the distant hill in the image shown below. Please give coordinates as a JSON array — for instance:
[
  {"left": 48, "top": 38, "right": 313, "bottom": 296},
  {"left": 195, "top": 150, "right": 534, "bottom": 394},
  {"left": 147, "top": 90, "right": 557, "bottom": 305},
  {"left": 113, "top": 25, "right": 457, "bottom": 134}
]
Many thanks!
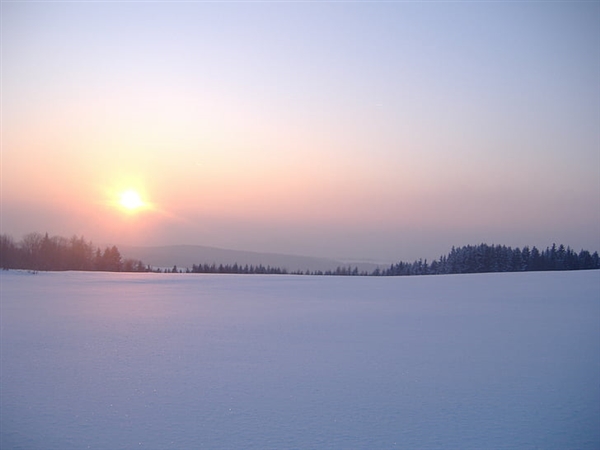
[{"left": 119, "top": 244, "right": 383, "bottom": 273}]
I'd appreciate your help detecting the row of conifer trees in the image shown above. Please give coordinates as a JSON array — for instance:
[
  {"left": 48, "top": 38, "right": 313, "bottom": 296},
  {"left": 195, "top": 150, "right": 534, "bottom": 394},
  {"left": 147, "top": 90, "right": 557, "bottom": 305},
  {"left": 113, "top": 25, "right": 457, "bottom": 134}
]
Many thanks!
[
  {"left": 378, "top": 243, "right": 599, "bottom": 276},
  {"left": 185, "top": 243, "right": 599, "bottom": 276},
  {"left": 1, "top": 233, "right": 598, "bottom": 276}
]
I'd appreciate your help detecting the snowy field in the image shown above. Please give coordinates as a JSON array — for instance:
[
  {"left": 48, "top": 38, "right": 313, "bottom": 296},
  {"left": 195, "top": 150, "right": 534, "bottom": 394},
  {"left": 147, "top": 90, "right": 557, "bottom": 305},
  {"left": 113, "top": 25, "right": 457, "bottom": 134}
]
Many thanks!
[{"left": 1, "top": 270, "right": 599, "bottom": 449}]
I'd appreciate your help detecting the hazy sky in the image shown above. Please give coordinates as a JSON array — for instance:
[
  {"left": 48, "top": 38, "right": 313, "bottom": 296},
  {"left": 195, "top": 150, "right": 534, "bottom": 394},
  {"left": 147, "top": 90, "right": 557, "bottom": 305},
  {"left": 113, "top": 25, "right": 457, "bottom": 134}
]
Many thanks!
[{"left": 2, "top": 1, "right": 599, "bottom": 262}]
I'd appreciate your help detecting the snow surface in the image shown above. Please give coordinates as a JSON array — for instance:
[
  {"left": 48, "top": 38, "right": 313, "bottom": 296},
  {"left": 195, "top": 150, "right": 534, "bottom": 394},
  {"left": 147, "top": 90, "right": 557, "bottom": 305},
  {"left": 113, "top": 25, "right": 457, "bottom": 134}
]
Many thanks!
[{"left": 1, "top": 270, "right": 599, "bottom": 449}]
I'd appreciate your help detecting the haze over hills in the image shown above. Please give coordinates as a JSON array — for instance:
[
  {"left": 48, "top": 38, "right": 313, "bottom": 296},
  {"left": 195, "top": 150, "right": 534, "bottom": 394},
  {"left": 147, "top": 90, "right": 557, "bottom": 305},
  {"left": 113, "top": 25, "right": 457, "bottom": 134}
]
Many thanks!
[{"left": 119, "top": 245, "right": 385, "bottom": 273}]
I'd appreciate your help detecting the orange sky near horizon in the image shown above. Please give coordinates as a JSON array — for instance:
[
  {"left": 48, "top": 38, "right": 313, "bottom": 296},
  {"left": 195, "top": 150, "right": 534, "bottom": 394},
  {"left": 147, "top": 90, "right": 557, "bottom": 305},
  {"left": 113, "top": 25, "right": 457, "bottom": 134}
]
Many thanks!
[{"left": 2, "top": 2, "right": 599, "bottom": 262}]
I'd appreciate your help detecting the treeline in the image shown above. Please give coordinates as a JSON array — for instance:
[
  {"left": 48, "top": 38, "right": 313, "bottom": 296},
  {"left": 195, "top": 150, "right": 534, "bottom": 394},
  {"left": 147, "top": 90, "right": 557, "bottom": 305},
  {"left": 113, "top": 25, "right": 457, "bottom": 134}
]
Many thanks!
[
  {"left": 2, "top": 234, "right": 598, "bottom": 277},
  {"left": 184, "top": 243, "right": 598, "bottom": 277},
  {"left": 189, "top": 263, "right": 290, "bottom": 275},
  {"left": 380, "top": 243, "right": 599, "bottom": 276},
  {"left": 0, "top": 233, "right": 148, "bottom": 272},
  {"left": 185, "top": 263, "right": 367, "bottom": 276}
]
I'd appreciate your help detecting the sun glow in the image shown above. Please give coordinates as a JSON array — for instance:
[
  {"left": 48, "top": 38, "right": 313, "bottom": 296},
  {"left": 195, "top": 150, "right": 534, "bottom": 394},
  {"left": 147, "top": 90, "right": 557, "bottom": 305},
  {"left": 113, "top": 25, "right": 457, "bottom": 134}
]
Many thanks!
[{"left": 119, "top": 189, "right": 145, "bottom": 211}]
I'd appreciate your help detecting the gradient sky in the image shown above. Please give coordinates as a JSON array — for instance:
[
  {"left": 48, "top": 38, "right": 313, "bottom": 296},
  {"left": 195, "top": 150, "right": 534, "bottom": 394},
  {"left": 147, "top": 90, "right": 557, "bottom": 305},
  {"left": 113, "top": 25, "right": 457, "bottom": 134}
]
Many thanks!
[{"left": 2, "top": 1, "right": 599, "bottom": 262}]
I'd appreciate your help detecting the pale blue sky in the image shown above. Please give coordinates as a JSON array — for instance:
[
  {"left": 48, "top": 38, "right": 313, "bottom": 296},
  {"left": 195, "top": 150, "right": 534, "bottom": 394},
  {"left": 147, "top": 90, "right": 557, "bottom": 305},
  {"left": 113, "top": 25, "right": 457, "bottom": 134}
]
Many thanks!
[{"left": 2, "top": 1, "right": 599, "bottom": 262}]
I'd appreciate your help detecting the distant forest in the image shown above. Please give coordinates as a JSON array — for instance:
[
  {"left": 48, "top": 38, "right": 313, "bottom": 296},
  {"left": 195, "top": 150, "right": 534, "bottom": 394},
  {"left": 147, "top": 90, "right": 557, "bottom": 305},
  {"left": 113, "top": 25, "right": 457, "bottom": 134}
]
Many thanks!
[
  {"left": 0, "top": 233, "right": 147, "bottom": 272},
  {"left": 1, "top": 233, "right": 599, "bottom": 276},
  {"left": 188, "top": 243, "right": 600, "bottom": 276},
  {"left": 377, "top": 243, "right": 599, "bottom": 276}
]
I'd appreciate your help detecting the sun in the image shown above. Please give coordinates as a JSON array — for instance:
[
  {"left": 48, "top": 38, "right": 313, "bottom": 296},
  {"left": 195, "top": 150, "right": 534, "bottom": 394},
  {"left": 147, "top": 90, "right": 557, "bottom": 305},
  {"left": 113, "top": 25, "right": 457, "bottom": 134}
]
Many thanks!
[{"left": 119, "top": 190, "right": 145, "bottom": 211}]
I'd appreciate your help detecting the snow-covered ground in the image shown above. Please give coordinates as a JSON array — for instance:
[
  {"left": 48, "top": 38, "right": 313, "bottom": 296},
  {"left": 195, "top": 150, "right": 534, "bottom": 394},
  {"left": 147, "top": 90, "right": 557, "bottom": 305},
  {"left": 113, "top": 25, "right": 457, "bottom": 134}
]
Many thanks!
[{"left": 1, "top": 270, "right": 599, "bottom": 449}]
